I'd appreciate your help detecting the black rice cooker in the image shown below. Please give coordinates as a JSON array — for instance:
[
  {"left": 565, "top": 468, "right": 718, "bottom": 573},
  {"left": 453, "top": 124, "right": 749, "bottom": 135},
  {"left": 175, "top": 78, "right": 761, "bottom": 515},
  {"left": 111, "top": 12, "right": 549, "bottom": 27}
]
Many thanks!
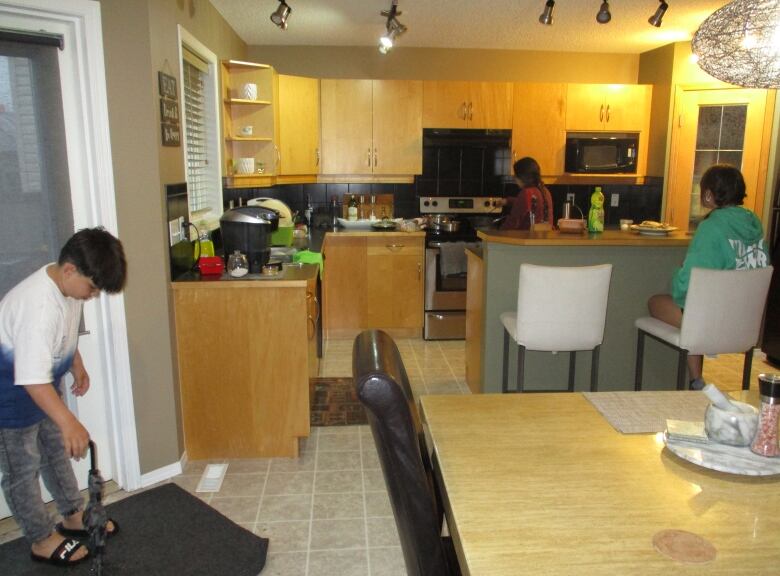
[{"left": 220, "top": 206, "right": 279, "bottom": 273}]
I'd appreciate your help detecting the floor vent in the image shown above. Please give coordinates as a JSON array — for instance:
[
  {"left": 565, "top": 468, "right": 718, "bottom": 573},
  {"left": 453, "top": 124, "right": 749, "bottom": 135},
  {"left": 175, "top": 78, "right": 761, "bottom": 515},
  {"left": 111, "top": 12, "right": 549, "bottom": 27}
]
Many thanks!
[{"left": 196, "top": 463, "right": 228, "bottom": 493}]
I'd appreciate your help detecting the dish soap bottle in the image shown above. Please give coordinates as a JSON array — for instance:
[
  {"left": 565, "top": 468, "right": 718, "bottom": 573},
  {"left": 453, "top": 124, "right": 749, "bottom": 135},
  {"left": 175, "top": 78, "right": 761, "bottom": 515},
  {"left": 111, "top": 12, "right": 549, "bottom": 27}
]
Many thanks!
[
  {"left": 348, "top": 194, "right": 358, "bottom": 221},
  {"left": 588, "top": 186, "right": 605, "bottom": 232},
  {"left": 197, "top": 226, "right": 215, "bottom": 258}
]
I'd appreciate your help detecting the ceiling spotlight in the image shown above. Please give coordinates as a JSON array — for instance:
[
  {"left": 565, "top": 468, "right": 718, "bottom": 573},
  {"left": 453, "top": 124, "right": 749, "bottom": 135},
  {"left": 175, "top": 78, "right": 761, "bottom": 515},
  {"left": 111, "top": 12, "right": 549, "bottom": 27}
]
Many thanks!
[
  {"left": 596, "top": 1, "right": 611, "bottom": 24},
  {"left": 538, "top": 0, "right": 555, "bottom": 25},
  {"left": 270, "top": 0, "right": 292, "bottom": 30},
  {"left": 378, "top": 0, "right": 407, "bottom": 54},
  {"left": 648, "top": 0, "right": 668, "bottom": 28}
]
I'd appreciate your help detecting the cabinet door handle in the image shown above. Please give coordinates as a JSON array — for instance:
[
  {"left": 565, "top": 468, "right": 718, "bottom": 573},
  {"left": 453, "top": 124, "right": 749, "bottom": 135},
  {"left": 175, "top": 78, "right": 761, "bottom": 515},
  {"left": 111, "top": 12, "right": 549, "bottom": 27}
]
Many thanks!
[
  {"left": 605, "top": 104, "right": 610, "bottom": 123},
  {"left": 367, "top": 147, "right": 372, "bottom": 167},
  {"left": 275, "top": 145, "right": 281, "bottom": 169},
  {"left": 418, "top": 262, "right": 422, "bottom": 281},
  {"left": 307, "top": 292, "right": 321, "bottom": 324},
  {"left": 307, "top": 316, "right": 316, "bottom": 340},
  {"left": 315, "top": 147, "right": 320, "bottom": 166},
  {"left": 374, "top": 147, "right": 378, "bottom": 167},
  {"left": 599, "top": 104, "right": 604, "bottom": 123},
  {"left": 386, "top": 244, "right": 404, "bottom": 251},
  {"left": 459, "top": 102, "right": 467, "bottom": 120},
  {"left": 468, "top": 101, "right": 473, "bottom": 121}
]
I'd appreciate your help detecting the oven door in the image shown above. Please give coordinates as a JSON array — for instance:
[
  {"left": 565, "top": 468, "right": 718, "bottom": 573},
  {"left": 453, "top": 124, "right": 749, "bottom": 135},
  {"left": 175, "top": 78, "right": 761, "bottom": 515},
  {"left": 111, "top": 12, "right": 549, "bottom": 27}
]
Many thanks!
[{"left": 425, "top": 243, "right": 468, "bottom": 311}]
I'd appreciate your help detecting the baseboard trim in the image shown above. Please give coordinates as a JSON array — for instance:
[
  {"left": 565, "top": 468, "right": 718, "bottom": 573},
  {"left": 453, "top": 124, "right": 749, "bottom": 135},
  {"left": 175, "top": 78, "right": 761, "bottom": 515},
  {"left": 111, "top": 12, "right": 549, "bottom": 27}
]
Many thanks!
[{"left": 139, "top": 458, "right": 184, "bottom": 488}]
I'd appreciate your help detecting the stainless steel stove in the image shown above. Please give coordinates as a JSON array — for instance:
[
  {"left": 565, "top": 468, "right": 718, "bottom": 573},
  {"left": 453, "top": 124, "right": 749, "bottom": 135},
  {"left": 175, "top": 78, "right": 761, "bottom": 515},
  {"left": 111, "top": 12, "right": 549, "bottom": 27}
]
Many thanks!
[{"left": 420, "top": 196, "right": 502, "bottom": 340}]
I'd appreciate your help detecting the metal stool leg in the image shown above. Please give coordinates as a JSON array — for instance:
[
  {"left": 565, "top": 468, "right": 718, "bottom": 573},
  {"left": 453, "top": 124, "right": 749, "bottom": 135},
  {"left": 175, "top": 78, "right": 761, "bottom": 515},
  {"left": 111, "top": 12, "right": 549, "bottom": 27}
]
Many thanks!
[
  {"left": 568, "top": 351, "right": 576, "bottom": 392},
  {"left": 517, "top": 344, "right": 526, "bottom": 393},
  {"left": 678, "top": 350, "right": 689, "bottom": 390},
  {"left": 502, "top": 328, "right": 510, "bottom": 393},
  {"left": 635, "top": 330, "right": 645, "bottom": 391},
  {"left": 742, "top": 348, "right": 753, "bottom": 391},
  {"left": 590, "top": 345, "right": 600, "bottom": 392}
]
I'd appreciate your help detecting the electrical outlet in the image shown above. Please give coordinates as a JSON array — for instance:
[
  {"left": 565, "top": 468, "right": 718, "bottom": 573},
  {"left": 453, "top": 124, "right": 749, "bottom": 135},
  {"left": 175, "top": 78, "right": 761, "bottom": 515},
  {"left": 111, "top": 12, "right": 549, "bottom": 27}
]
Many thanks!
[
  {"left": 168, "top": 218, "right": 182, "bottom": 246},
  {"left": 610, "top": 193, "right": 620, "bottom": 207},
  {"left": 566, "top": 193, "right": 575, "bottom": 203}
]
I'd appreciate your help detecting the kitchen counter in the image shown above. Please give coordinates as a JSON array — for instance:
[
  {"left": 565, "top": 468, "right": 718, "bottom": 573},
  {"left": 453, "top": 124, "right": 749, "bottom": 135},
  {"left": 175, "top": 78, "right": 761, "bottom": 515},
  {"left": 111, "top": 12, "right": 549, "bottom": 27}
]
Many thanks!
[
  {"left": 323, "top": 230, "right": 426, "bottom": 239},
  {"left": 473, "top": 230, "right": 691, "bottom": 393},
  {"left": 172, "top": 262, "right": 318, "bottom": 287}
]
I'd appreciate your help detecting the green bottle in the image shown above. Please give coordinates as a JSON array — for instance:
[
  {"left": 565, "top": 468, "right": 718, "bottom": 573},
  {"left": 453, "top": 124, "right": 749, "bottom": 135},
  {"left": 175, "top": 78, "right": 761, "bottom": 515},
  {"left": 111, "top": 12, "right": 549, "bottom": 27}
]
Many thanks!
[{"left": 588, "top": 186, "right": 605, "bottom": 232}]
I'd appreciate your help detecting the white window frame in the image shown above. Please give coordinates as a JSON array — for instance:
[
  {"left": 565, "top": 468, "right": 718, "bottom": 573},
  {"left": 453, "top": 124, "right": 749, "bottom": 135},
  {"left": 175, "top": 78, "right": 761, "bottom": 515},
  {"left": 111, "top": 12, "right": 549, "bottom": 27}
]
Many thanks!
[{"left": 177, "top": 26, "right": 222, "bottom": 230}]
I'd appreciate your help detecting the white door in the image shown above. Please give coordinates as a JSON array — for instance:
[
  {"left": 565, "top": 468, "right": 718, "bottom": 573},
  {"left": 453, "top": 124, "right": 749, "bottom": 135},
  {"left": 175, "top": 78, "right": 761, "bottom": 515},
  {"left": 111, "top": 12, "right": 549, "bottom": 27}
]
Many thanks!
[{"left": 0, "top": 1, "right": 129, "bottom": 518}]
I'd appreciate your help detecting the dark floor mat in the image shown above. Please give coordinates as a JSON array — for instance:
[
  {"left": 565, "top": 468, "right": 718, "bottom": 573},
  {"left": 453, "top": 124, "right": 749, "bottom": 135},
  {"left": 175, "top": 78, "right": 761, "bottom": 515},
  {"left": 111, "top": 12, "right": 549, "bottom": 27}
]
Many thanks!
[
  {"left": 0, "top": 483, "right": 268, "bottom": 576},
  {"left": 310, "top": 377, "right": 368, "bottom": 426}
]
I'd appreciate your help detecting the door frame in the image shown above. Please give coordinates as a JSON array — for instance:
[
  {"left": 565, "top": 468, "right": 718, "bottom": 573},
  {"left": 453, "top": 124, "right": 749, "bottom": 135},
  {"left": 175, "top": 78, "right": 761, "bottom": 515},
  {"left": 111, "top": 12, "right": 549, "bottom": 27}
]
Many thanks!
[{"left": 0, "top": 0, "right": 141, "bottom": 489}]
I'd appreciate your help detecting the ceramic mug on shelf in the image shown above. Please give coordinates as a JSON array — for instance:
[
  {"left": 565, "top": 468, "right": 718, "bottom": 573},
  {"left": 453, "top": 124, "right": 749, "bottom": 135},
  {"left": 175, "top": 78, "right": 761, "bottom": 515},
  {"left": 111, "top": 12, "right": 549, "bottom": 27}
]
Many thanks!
[
  {"left": 241, "top": 83, "right": 258, "bottom": 100},
  {"left": 239, "top": 125, "right": 253, "bottom": 137},
  {"left": 235, "top": 157, "right": 255, "bottom": 174}
]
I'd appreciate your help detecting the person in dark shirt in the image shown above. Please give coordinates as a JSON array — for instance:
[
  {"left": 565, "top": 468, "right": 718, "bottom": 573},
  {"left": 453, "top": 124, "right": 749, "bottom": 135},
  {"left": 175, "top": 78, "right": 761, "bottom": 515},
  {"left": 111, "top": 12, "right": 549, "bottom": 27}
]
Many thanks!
[{"left": 500, "top": 157, "right": 554, "bottom": 231}]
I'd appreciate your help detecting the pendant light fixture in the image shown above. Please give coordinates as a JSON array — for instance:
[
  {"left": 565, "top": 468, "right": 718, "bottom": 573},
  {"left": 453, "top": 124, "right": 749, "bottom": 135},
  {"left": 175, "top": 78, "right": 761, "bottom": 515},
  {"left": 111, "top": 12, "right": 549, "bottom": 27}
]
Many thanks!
[
  {"left": 596, "top": 1, "right": 612, "bottom": 24},
  {"left": 270, "top": 0, "right": 292, "bottom": 30},
  {"left": 378, "top": 0, "right": 407, "bottom": 54},
  {"left": 648, "top": 1, "right": 669, "bottom": 27},
  {"left": 538, "top": 0, "right": 555, "bottom": 25},
  {"left": 692, "top": 0, "right": 780, "bottom": 88}
]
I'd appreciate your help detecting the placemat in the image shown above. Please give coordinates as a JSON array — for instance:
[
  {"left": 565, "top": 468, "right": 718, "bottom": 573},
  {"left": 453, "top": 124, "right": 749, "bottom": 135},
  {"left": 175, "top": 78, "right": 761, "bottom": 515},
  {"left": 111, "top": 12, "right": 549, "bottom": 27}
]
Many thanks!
[{"left": 583, "top": 391, "right": 709, "bottom": 434}]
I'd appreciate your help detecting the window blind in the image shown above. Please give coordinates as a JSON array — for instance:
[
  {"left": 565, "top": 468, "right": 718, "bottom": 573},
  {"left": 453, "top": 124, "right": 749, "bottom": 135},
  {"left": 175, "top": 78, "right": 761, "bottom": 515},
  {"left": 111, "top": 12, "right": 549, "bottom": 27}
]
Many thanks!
[{"left": 181, "top": 46, "right": 218, "bottom": 215}]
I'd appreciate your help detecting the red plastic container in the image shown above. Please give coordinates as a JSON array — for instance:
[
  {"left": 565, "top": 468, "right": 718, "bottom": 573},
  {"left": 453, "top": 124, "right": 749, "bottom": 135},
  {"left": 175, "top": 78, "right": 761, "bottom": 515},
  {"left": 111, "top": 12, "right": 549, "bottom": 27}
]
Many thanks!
[{"left": 198, "top": 256, "right": 224, "bottom": 276}]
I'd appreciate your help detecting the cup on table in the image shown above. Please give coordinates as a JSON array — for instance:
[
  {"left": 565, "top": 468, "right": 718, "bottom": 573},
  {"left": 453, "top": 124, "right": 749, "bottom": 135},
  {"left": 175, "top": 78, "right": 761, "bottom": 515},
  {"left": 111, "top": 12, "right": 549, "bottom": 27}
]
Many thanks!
[
  {"left": 235, "top": 157, "right": 255, "bottom": 174},
  {"left": 239, "top": 125, "right": 253, "bottom": 137},
  {"left": 241, "top": 83, "right": 258, "bottom": 100},
  {"left": 620, "top": 219, "right": 633, "bottom": 231},
  {"left": 704, "top": 400, "right": 759, "bottom": 446}
]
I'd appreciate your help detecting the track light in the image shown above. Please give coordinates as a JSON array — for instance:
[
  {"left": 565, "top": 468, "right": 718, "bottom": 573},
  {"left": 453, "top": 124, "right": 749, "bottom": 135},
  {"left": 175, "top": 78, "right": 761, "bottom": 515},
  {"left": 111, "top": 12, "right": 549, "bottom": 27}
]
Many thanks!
[
  {"left": 648, "top": 0, "right": 668, "bottom": 27},
  {"left": 270, "top": 0, "right": 292, "bottom": 30},
  {"left": 538, "top": 0, "right": 555, "bottom": 25},
  {"left": 596, "top": 1, "right": 611, "bottom": 24},
  {"left": 378, "top": 0, "right": 407, "bottom": 54}
]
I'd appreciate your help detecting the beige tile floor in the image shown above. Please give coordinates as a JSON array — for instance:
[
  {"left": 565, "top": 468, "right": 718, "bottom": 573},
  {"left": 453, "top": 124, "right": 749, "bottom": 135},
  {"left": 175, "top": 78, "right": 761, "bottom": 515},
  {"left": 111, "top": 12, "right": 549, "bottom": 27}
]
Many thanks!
[{"left": 0, "top": 339, "right": 776, "bottom": 576}]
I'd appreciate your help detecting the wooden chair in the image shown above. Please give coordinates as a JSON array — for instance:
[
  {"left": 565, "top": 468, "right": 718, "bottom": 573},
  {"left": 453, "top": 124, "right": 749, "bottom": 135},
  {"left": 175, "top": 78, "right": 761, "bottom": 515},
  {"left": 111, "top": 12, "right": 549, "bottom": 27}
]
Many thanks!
[{"left": 635, "top": 266, "right": 774, "bottom": 391}]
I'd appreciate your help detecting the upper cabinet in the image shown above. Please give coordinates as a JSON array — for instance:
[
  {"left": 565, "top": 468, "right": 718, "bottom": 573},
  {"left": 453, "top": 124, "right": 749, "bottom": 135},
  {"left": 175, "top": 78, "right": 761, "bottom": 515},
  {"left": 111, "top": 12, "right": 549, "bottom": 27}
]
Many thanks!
[
  {"left": 512, "top": 83, "right": 566, "bottom": 176},
  {"left": 277, "top": 74, "right": 320, "bottom": 177},
  {"left": 321, "top": 79, "right": 423, "bottom": 175},
  {"left": 423, "top": 81, "right": 513, "bottom": 129},
  {"left": 565, "top": 84, "right": 652, "bottom": 132}
]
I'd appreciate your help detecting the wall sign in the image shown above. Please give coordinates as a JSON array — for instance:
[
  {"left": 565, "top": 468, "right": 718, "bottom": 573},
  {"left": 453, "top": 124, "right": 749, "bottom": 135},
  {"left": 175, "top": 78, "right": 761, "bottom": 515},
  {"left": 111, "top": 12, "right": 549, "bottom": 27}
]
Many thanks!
[{"left": 158, "top": 71, "right": 180, "bottom": 147}]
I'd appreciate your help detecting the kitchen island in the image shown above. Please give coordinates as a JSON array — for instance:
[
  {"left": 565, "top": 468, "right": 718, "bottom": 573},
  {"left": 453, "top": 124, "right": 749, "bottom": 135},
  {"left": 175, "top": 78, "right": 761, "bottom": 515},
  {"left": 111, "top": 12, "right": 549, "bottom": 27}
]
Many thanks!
[
  {"left": 471, "top": 229, "right": 691, "bottom": 393},
  {"left": 171, "top": 263, "right": 319, "bottom": 458}
]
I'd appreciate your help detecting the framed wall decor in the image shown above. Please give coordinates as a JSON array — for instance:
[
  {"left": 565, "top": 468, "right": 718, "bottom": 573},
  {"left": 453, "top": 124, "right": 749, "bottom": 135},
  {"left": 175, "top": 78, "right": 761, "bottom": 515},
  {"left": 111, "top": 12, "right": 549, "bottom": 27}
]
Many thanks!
[
  {"left": 158, "top": 71, "right": 177, "bottom": 100},
  {"left": 161, "top": 122, "right": 181, "bottom": 147},
  {"left": 160, "top": 99, "right": 180, "bottom": 123}
]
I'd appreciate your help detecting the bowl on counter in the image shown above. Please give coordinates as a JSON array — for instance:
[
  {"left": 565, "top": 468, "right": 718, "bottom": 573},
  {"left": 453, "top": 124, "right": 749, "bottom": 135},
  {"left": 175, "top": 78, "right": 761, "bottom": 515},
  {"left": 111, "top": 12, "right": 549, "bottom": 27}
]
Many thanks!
[
  {"left": 704, "top": 400, "right": 759, "bottom": 446},
  {"left": 371, "top": 219, "right": 398, "bottom": 231}
]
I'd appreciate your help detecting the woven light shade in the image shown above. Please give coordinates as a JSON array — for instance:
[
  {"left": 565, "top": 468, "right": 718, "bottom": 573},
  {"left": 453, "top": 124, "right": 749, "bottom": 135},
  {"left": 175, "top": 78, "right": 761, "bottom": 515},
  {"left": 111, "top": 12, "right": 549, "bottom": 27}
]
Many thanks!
[{"left": 692, "top": 0, "right": 780, "bottom": 88}]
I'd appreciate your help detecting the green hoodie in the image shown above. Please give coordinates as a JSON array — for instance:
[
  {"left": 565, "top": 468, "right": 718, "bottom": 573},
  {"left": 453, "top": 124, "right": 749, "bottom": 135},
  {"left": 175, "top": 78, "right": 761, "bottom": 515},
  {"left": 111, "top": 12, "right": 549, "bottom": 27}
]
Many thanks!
[{"left": 672, "top": 206, "right": 769, "bottom": 308}]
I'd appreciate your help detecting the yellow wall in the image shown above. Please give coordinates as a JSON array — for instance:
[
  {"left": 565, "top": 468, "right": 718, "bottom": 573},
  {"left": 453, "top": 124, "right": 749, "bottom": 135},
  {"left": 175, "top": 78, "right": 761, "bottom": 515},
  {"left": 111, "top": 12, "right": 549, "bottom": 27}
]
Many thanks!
[
  {"left": 638, "top": 43, "right": 675, "bottom": 177},
  {"left": 248, "top": 45, "right": 640, "bottom": 83},
  {"left": 98, "top": 0, "right": 245, "bottom": 474}
]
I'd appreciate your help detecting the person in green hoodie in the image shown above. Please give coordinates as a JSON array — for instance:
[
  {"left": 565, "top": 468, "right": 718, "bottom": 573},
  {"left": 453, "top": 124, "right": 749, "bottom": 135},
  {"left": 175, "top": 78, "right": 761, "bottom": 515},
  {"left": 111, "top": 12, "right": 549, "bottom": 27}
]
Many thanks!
[{"left": 647, "top": 164, "right": 769, "bottom": 390}]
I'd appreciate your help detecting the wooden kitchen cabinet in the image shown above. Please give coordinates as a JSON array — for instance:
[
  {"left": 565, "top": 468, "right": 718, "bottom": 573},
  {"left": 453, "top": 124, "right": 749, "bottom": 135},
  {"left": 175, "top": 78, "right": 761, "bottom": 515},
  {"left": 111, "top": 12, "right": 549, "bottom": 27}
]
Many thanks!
[
  {"left": 322, "top": 232, "right": 425, "bottom": 339},
  {"left": 423, "top": 81, "right": 513, "bottom": 129},
  {"left": 512, "top": 83, "right": 566, "bottom": 176},
  {"left": 172, "top": 267, "right": 318, "bottom": 458},
  {"left": 565, "top": 84, "right": 651, "bottom": 132},
  {"left": 277, "top": 74, "right": 320, "bottom": 178},
  {"left": 320, "top": 79, "right": 422, "bottom": 175},
  {"left": 221, "top": 60, "right": 277, "bottom": 188}
]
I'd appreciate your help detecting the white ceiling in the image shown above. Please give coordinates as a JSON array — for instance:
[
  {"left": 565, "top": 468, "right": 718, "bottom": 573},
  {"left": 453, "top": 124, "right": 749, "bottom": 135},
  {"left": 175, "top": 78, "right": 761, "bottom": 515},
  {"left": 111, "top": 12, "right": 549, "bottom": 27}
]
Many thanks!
[{"left": 209, "top": 0, "right": 730, "bottom": 54}]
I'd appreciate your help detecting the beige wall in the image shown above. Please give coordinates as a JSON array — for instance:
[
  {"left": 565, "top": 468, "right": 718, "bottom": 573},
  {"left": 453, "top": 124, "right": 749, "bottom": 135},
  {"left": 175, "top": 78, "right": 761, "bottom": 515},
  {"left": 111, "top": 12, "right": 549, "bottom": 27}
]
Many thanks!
[
  {"left": 248, "top": 45, "right": 639, "bottom": 83},
  {"left": 98, "top": 0, "right": 245, "bottom": 474}
]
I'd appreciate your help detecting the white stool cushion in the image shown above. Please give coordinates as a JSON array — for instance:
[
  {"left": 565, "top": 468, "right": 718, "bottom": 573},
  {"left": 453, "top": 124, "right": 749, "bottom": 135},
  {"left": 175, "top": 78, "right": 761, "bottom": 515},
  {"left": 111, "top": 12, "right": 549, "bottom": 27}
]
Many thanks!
[{"left": 635, "top": 316, "right": 681, "bottom": 348}]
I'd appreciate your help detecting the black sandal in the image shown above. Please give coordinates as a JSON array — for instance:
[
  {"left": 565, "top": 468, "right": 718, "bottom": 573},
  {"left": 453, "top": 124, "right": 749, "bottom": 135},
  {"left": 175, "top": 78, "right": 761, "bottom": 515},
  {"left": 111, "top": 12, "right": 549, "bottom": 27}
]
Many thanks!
[
  {"left": 55, "top": 518, "right": 120, "bottom": 539},
  {"left": 31, "top": 537, "right": 89, "bottom": 566}
]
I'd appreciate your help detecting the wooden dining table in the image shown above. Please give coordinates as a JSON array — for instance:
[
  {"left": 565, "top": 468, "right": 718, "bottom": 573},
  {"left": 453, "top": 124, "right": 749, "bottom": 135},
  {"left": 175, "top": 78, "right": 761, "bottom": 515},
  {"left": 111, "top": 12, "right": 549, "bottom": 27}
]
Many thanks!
[{"left": 420, "top": 392, "right": 780, "bottom": 575}]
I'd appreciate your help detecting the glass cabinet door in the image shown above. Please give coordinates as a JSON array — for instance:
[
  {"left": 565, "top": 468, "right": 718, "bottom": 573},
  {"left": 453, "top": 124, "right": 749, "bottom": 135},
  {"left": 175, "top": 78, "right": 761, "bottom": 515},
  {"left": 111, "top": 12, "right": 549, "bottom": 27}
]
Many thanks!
[{"left": 667, "top": 88, "right": 769, "bottom": 231}]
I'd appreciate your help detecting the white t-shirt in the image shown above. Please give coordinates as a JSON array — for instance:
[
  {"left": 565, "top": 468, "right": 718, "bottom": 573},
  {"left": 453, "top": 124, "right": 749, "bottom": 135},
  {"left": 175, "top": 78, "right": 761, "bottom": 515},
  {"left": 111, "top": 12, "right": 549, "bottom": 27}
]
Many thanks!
[{"left": 0, "top": 264, "right": 82, "bottom": 387}]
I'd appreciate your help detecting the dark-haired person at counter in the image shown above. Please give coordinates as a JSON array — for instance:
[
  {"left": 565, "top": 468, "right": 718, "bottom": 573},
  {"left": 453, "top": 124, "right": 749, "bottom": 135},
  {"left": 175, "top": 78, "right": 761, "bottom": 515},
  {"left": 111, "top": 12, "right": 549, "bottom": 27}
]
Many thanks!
[
  {"left": 647, "top": 164, "right": 770, "bottom": 390},
  {"left": 499, "top": 157, "right": 554, "bottom": 231}
]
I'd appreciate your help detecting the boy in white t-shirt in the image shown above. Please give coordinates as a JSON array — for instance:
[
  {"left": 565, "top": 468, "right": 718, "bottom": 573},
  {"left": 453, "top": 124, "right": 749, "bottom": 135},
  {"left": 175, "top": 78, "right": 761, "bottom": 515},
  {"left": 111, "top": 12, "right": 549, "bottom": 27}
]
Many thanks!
[{"left": 0, "top": 227, "right": 126, "bottom": 567}]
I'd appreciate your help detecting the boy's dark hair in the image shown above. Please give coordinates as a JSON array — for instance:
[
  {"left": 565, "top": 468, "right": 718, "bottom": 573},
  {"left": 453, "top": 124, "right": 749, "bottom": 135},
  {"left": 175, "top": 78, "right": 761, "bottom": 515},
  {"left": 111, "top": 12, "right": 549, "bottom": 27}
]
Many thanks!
[
  {"left": 513, "top": 157, "right": 542, "bottom": 188},
  {"left": 58, "top": 227, "right": 127, "bottom": 293},
  {"left": 700, "top": 164, "right": 746, "bottom": 207}
]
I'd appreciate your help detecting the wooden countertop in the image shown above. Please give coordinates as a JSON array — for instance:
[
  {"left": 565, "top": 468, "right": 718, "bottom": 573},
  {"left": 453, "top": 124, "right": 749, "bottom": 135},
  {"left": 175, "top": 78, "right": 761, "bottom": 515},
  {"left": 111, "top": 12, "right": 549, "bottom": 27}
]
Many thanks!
[
  {"left": 171, "top": 262, "right": 318, "bottom": 289},
  {"left": 478, "top": 228, "right": 691, "bottom": 246},
  {"left": 422, "top": 393, "right": 780, "bottom": 575},
  {"left": 324, "top": 230, "right": 425, "bottom": 240}
]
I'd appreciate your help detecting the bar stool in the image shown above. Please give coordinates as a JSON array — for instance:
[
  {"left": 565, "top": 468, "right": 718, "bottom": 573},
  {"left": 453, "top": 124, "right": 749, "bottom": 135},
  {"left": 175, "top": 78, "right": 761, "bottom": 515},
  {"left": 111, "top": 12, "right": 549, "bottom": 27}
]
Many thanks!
[
  {"left": 500, "top": 263, "right": 612, "bottom": 393},
  {"left": 635, "top": 266, "right": 774, "bottom": 391}
]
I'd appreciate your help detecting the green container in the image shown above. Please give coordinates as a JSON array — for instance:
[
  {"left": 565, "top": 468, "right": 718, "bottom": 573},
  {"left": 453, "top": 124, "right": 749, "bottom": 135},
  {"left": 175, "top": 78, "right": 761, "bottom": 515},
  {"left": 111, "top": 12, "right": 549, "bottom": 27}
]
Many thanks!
[{"left": 271, "top": 225, "right": 293, "bottom": 247}]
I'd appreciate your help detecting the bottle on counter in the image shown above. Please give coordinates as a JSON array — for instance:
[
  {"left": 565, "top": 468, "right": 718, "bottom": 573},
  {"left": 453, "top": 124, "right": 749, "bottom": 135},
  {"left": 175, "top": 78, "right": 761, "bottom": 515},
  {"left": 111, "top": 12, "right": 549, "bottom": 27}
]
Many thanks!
[
  {"left": 197, "top": 227, "right": 215, "bottom": 258},
  {"left": 750, "top": 373, "right": 780, "bottom": 457},
  {"left": 331, "top": 196, "right": 340, "bottom": 229},
  {"left": 348, "top": 194, "right": 358, "bottom": 221},
  {"left": 588, "top": 186, "right": 605, "bottom": 232}
]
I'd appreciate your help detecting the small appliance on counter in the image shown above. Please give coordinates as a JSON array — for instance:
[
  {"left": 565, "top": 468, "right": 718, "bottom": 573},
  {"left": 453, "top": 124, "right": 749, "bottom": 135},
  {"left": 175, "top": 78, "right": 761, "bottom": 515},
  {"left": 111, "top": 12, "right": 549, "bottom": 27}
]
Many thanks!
[
  {"left": 220, "top": 206, "right": 279, "bottom": 274},
  {"left": 247, "top": 197, "right": 293, "bottom": 246},
  {"left": 565, "top": 132, "right": 638, "bottom": 174}
]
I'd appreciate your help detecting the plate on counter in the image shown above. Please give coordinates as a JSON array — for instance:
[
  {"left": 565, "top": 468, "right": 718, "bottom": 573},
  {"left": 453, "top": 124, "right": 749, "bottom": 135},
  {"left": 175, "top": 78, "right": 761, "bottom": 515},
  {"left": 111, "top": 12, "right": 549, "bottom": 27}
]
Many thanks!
[
  {"left": 630, "top": 224, "right": 678, "bottom": 236},
  {"left": 663, "top": 432, "right": 780, "bottom": 476},
  {"left": 337, "top": 218, "right": 402, "bottom": 230}
]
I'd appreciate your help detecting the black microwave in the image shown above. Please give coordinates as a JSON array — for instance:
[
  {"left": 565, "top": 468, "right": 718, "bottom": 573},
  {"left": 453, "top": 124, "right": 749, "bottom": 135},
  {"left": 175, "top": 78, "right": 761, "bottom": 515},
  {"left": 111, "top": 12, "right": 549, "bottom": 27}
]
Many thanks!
[{"left": 565, "top": 133, "right": 639, "bottom": 174}]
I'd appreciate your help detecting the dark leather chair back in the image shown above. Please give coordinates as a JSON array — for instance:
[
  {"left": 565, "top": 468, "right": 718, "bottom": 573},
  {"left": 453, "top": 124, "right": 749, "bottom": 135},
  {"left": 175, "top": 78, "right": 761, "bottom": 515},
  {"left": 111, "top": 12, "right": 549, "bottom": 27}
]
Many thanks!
[{"left": 353, "top": 330, "right": 457, "bottom": 576}]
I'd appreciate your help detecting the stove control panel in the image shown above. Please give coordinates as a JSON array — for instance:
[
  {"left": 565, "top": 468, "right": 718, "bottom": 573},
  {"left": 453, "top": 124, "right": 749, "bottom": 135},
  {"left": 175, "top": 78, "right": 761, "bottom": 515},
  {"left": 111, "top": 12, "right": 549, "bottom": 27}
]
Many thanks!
[{"left": 419, "top": 196, "right": 503, "bottom": 214}]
